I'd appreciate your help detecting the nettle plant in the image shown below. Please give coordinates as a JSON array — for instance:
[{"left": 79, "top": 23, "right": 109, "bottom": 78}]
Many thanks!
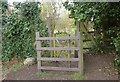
[{"left": 1, "top": 2, "right": 48, "bottom": 61}]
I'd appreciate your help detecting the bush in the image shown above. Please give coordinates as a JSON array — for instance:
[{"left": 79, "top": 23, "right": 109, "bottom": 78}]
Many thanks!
[
  {"left": 113, "top": 35, "right": 120, "bottom": 68},
  {"left": 1, "top": 2, "right": 48, "bottom": 61}
]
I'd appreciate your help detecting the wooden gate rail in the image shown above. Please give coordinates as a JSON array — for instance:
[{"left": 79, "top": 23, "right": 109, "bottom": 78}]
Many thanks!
[
  {"left": 39, "top": 66, "right": 79, "bottom": 71},
  {"left": 36, "top": 36, "right": 78, "bottom": 40},
  {"left": 36, "top": 32, "right": 83, "bottom": 74},
  {"left": 37, "top": 58, "right": 79, "bottom": 61},
  {"left": 36, "top": 47, "right": 79, "bottom": 51}
]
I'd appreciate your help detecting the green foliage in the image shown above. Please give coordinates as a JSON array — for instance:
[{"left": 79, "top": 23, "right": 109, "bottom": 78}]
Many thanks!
[
  {"left": 54, "top": 32, "right": 68, "bottom": 36},
  {"left": 113, "top": 36, "right": 120, "bottom": 54},
  {"left": 113, "top": 33, "right": 120, "bottom": 67},
  {"left": 63, "top": 2, "right": 120, "bottom": 28},
  {"left": 70, "top": 73, "right": 84, "bottom": 80},
  {"left": 63, "top": 2, "right": 120, "bottom": 67},
  {"left": 1, "top": 1, "right": 8, "bottom": 26},
  {"left": 12, "top": 63, "right": 24, "bottom": 72},
  {"left": 2, "top": 65, "right": 9, "bottom": 72},
  {"left": 1, "top": 2, "right": 48, "bottom": 61},
  {"left": 2, "top": 63, "right": 24, "bottom": 72},
  {"left": 36, "top": 71, "right": 48, "bottom": 77}
]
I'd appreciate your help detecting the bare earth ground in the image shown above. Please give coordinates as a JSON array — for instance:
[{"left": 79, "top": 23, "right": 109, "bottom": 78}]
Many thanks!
[{"left": 3, "top": 54, "right": 118, "bottom": 80}]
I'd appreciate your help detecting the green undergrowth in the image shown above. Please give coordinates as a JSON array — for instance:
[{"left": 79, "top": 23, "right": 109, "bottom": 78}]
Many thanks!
[
  {"left": 36, "top": 71, "right": 48, "bottom": 77},
  {"left": 11, "top": 63, "right": 24, "bottom": 72},
  {"left": 2, "top": 65, "right": 9, "bottom": 72},
  {"left": 69, "top": 73, "right": 84, "bottom": 80},
  {"left": 3, "top": 63, "right": 24, "bottom": 72},
  {"left": 36, "top": 71, "right": 84, "bottom": 80}
]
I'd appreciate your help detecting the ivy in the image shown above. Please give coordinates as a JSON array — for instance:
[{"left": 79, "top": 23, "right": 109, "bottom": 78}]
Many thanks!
[
  {"left": 1, "top": 2, "right": 48, "bottom": 61},
  {"left": 63, "top": 2, "right": 120, "bottom": 67}
]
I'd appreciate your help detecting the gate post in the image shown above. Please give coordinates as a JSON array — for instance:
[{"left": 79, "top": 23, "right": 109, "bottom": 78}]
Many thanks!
[
  {"left": 36, "top": 32, "right": 41, "bottom": 71},
  {"left": 47, "top": 17, "right": 52, "bottom": 57},
  {"left": 77, "top": 21, "right": 84, "bottom": 75}
]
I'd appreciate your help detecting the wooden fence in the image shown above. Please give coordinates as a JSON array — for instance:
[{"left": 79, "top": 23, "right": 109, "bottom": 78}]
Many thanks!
[{"left": 36, "top": 31, "right": 83, "bottom": 75}]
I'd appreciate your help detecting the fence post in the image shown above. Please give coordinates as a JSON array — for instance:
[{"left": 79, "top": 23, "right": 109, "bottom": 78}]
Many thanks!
[
  {"left": 36, "top": 32, "right": 41, "bottom": 71},
  {"left": 68, "top": 34, "right": 71, "bottom": 67},
  {"left": 47, "top": 17, "right": 52, "bottom": 57},
  {"left": 77, "top": 21, "right": 84, "bottom": 75}
]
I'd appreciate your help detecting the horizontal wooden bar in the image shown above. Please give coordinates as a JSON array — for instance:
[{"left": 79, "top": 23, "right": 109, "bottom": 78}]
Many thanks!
[
  {"left": 39, "top": 66, "right": 79, "bottom": 71},
  {"left": 36, "top": 36, "right": 78, "bottom": 41},
  {"left": 38, "top": 58, "right": 79, "bottom": 61},
  {"left": 37, "top": 47, "right": 79, "bottom": 51}
]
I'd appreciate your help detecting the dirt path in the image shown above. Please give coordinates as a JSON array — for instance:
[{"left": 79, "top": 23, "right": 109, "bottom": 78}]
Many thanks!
[
  {"left": 84, "top": 54, "right": 118, "bottom": 80},
  {"left": 5, "top": 54, "right": 118, "bottom": 80}
]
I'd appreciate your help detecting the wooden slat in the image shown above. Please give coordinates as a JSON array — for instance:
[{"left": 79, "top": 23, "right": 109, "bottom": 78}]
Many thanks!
[
  {"left": 37, "top": 47, "right": 79, "bottom": 51},
  {"left": 39, "top": 66, "right": 79, "bottom": 71},
  {"left": 36, "top": 36, "right": 78, "bottom": 41},
  {"left": 38, "top": 58, "right": 79, "bottom": 61}
]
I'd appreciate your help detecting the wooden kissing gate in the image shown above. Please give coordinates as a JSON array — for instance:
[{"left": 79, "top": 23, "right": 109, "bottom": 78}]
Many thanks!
[{"left": 36, "top": 31, "right": 83, "bottom": 75}]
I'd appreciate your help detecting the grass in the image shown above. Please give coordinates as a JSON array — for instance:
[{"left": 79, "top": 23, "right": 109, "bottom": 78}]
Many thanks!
[
  {"left": 36, "top": 71, "right": 48, "bottom": 77},
  {"left": 69, "top": 73, "right": 84, "bottom": 80},
  {"left": 2, "top": 63, "right": 24, "bottom": 72},
  {"left": 11, "top": 63, "right": 24, "bottom": 72},
  {"left": 2, "top": 66, "right": 9, "bottom": 72}
]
